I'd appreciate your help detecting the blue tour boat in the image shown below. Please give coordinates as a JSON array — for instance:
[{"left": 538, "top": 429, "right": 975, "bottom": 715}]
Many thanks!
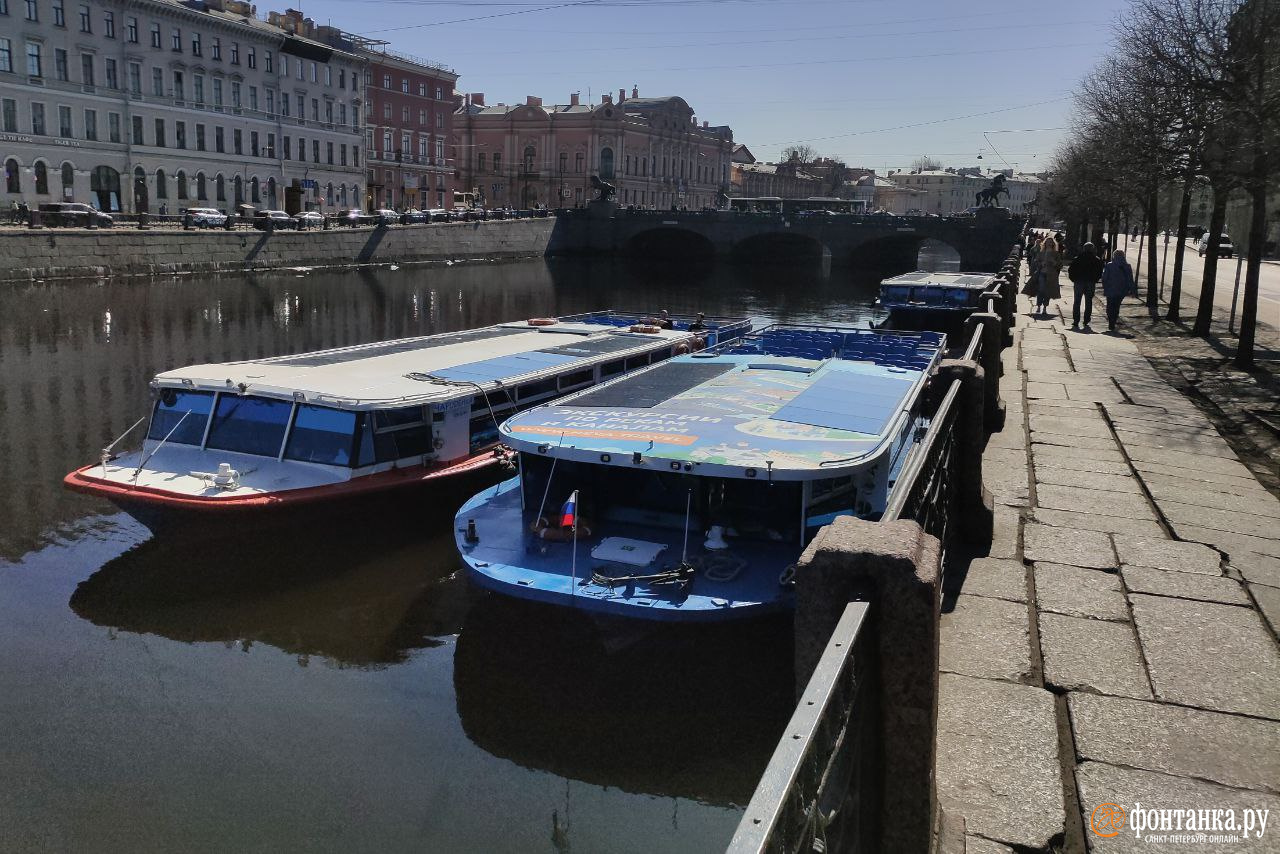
[
  {"left": 878, "top": 270, "right": 996, "bottom": 319},
  {"left": 454, "top": 325, "right": 945, "bottom": 622}
]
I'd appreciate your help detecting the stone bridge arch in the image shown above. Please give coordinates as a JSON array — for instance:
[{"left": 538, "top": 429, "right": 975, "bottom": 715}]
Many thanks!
[
  {"left": 731, "top": 230, "right": 829, "bottom": 265},
  {"left": 621, "top": 226, "right": 717, "bottom": 261}
]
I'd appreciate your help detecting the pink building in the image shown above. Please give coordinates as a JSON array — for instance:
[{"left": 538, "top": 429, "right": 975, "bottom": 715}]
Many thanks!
[{"left": 452, "top": 89, "right": 733, "bottom": 210}]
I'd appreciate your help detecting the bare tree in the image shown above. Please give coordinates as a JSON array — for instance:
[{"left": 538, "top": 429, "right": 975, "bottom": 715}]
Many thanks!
[
  {"left": 910, "top": 155, "right": 943, "bottom": 172},
  {"left": 782, "top": 144, "right": 817, "bottom": 164}
]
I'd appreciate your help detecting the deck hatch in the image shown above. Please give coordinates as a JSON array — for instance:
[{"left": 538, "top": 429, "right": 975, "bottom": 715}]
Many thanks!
[
  {"left": 570, "top": 362, "right": 736, "bottom": 408},
  {"left": 262, "top": 327, "right": 527, "bottom": 367},
  {"left": 770, "top": 370, "right": 914, "bottom": 436},
  {"left": 433, "top": 351, "right": 580, "bottom": 384},
  {"left": 537, "top": 335, "right": 659, "bottom": 358}
]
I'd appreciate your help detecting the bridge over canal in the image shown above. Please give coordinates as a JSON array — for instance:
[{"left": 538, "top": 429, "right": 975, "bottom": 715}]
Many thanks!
[{"left": 547, "top": 204, "right": 1023, "bottom": 273}]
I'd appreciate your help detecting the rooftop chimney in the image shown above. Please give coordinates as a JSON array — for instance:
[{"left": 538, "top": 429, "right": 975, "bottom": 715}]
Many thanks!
[
  {"left": 570, "top": 92, "right": 579, "bottom": 106},
  {"left": 631, "top": 86, "right": 638, "bottom": 98},
  {"left": 602, "top": 94, "right": 612, "bottom": 105},
  {"left": 703, "top": 121, "right": 708, "bottom": 128},
  {"left": 618, "top": 88, "right": 626, "bottom": 104},
  {"left": 526, "top": 95, "right": 542, "bottom": 107},
  {"left": 472, "top": 92, "right": 485, "bottom": 106}
]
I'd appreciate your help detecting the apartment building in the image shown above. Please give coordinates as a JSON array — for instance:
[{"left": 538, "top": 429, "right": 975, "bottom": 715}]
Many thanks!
[{"left": 0, "top": 0, "right": 365, "bottom": 214}]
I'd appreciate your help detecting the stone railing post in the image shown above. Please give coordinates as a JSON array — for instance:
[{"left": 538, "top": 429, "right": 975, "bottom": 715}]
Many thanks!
[
  {"left": 964, "top": 311, "right": 1005, "bottom": 432},
  {"left": 794, "top": 516, "right": 943, "bottom": 853},
  {"left": 935, "top": 358, "right": 994, "bottom": 543}
]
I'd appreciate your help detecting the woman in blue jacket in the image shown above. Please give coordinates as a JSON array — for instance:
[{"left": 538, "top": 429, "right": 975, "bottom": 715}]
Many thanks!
[{"left": 1101, "top": 249, "right": 1136, "bottom": 333}]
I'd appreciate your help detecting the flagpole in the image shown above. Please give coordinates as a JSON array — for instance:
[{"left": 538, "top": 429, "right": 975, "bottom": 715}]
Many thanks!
[
  {"left": 570, "top": 516, "right": 578, "bottom": 600},
  {"left": 534, "top": 431, "right": 567, "bottom": 526}
]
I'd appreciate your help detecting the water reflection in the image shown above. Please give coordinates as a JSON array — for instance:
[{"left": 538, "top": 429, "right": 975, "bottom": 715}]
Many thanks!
[
  {"left": 454, "top": 598, "right": 793, "bottom": 806},
  {"left": 70, "top": 520, "right": 470, "bottom": 668}
]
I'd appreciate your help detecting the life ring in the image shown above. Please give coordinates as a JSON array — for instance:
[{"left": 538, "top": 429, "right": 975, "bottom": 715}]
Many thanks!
[
  {"left": 673, "top": 342, "right": 691, "bottom": 355},
  {"left": 527, "top": 317, "right": 558, "bottom": 326},
  {"left": 531, "top": 516, "right": 593, "bottom": 541},
  {"left": 629, "top": 324, "right": 662, "bottom": 334}
]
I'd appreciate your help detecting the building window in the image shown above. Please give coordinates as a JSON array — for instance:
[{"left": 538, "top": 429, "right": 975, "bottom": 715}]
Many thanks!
[
  {"left": 215, "top": 174, "right": 224, "bottom": 201},
  {"left": 34, "top": 161, "right": 47, "bottom": 193},
  {"left": 155, "top": 168, "right": 166, "bottom": 199},
  {"left": 295, "top": 93, "right": 303, "bottom": 118},
  {"left": 26, "top": 42, "right": 42, "bottom": 77},
  {"left": 233, "top": 175, "right": 241, "bottom": 204},
  {"left": 172, "top": 70, "right": 183, "bottom": 101},
  {"left": 229, "top": 42, "right": 238, "bottom": 64},
  {"left": 281, "top": 91, "right": 288, "bottom": 116},
  {"left": 152, "top": 67, "right": 163, "bottom": 97},
  {"left": 400, "top": 78, "right": 408, "bottom": 93},
  {"left": 381, "top": 129, "right": 390, "bottom": 154},
  {"left": 326, "top": 141, "right": 333, "bottom": 164},
  {"left": 176, "top": 170, "right": 187, "bottom": 199},
  {"left": 436, "top": 113, "right": 443, "bottom": 129},
  {"left": 195, "top": 123, "right": 205, "bottom": 150},
  {"left": 176, "top": 120, "right": 185, "bottom": 148},
  {"left": 60, "top": 162, "right": 73, "bottom": 196},
  {"left": 250, "top": 130, "right": 257, "bottom": 156},
  {"left": 78, "top": 2, "right": 91, "bottom": 31},
  {"left": 352, "top": 146, "right": 358, "bottom": 166},
  {"left": 298, "top": 136, "right": 305, "bottom": 162},
  {"left": 212, "top": 78, "right": 222, "bottom": 107},
  {"left": 492, "top": 152, "right": 501, "bottom": 173},
  {"left": 324, "top": 66, "right": 330, "bottom": 86},
  {"left": 128, "top": 62, "right": 140, "bottom": 94},
  {"left": 265, "top": 89, "right": 273, "bottom": 114},
  {"left": 150, "top": 23, "right": 161, "bottom": 48},
  {"left": 193, "top": 74, "right": 203, "bottom": 105},
  {"left": 250, "top": 177, "right": 258, "bottom": 203},
  {"left": 266, "top": 132, "right": 274, "bottom": 157},
  {"left": 231, "top": 82, "right": 241, "bottom": 108},
  {"left": 54, "top": 49, "right": 67, "bottom": 81},
  {"left": 382, "top": 103, "right": 390, "bottom": 120},
  {"left": 478, "top": 152, "right": 486, "bottom": 172},
  {"left": 154, "top": 117, "right": 164, "bottom": 146},
  {"left": 248, "top": 86, "right": 256, "bottom": 111},
  {"left": 283, "top": 136, "right": 290, "bottom": 159},
  {"left": 435, "top": 86, "right": 442, "bottom": 99},
  {"left": 338, "top": 68, "right": 344, "bottom": 88},
  {"left": 401, "top": 132, "right": 410, "bottom": 157},
  {"left": 24, "top": 0, "right": 35, "bottom": 20},
  {"left": 246, "top": 47, "right": 255, "bottom": 68},
  {"left": 214, "top": 126, "right": 223, "bottom": 152},
  {"left": 264, "top": 51, "right": 271, "bottom": 73},
  {"left": 340, "top": 144, "right": 346, "bottom": 166},
  {"left": 126, "top": 16, "right": 137, "bottom": 42},
  {"left": 52, "top": 0, "right": 62, "bottom": 26},
  {"left": 312, "top": 139, "right": 319, "bottom": 162},
  {"left": 418, "top": 137, "right": 427, "bottom": 159},
  {"left": 0, "top": 39, "right": 9, "bottom": 73},
  {"left": 233, "top": 128, "right": 241, "bottom": 154},
  {"left": 103, "top": 10, "right": 113, "bottom": 36},
  {"left": 382, "top": 73, "right": 390, "bottom": 89},
  {"left": 324, "top": 100, "right": 331, "bottom": 123},
  {"left": 104, "top": 58, "right": 117, "bottom": 89},
  {"left": 30, "top": 101, "right": 44, "bottom": 134},
  {"left": 83, "top": 108, "right": 95, "bottom": 140},
  {"left": 311, "top": 98, "right": 318, "bottom": 121},
  {"left": 211, "top": 37, "right": 220, "bottom": 60},
  {"left": 436, "top": 139, "right": 443, "bottom": 162},
  {"left": 575, "top": 152, "right": 583, "bottom": 173},
  {"left": 1, "top": 99, "right": 14, "bottom": 132},
  {"left": 58, "top": 105, "right": 71, "bottom": 137},
  {"left": 196, "top": 172, "right": 206, "bottom": 200},
  {"left": 5, "top": 158, "right": 19, "bottom": 193},
  {"left": 309, "top": 62, "right": 316, "bottom": 82},
  {"left": 107, "top": 112, "right": 120, "bottom": 142},
  {"left": 131, "top": 115, "right": 142, "bottom": 144}
]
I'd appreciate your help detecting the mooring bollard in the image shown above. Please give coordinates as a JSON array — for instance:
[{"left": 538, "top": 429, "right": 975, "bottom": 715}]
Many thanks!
[
  {"left": 965, "top": 311, "right": 1006, "bottom": 433},
  {"left": 933, "top": 358, "right": 994, "bottom": 544}
]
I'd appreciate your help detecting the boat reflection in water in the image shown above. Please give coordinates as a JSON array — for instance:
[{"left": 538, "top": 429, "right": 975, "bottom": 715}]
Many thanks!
[
  {"left": 453, "top": 596, "right": 794, "bottom": 806},
  {"left": 69, "top": 520, "right": 470, "bottom": 668}
]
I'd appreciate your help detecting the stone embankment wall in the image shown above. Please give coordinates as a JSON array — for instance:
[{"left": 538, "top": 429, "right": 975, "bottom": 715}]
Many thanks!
[{"left": 0, "top": 218, "right": 556, "bottom": 282}]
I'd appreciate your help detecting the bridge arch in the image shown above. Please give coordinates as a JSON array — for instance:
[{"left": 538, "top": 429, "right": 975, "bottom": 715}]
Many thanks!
[
  {"left": 622, "top": 227, "right": 716, "bottom": 261},
  {"left": 731, "top": 231, "right": 829, "bottom": 265},
  {"left": 846, "top": 233, "right": 929, "bottom": 274}
]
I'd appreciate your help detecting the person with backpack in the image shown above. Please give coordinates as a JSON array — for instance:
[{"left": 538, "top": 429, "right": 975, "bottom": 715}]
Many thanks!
[
  {"left": 1101, "top": 249, "right": 1136, "bottom": 333},
  {"left": 1067, "top": 242, "right": 1104, "bottom": 329}
]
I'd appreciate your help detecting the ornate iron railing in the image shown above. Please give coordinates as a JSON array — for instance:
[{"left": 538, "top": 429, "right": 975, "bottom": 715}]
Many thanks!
[
  {"left": 728, "top": 601, "right": 878, "bottom": 854},
  {"left": 882, "top": 377, "right": 962, "bottom": 545}
]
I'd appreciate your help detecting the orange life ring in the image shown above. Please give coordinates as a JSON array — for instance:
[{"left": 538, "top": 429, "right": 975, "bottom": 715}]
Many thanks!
[
  {"left": 531, "top": 516, "right": 592, "bottom": 541},
  {"left": 528, "top": 317, "right": 558, "bottom": 326},
  {"left": 630, "top": 324, "right": 661, "bottom": 334}
]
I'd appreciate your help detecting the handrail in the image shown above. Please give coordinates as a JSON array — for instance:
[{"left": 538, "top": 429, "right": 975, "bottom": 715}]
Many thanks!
[
  {"left": 729, "top": 600, "right": 875, "bottom": 853},
  {"left": 962, "top": 322, "right": 983, "bottom": 362},
  {"left": 882, "top": 377, "right": 962, "bottom": 525}
]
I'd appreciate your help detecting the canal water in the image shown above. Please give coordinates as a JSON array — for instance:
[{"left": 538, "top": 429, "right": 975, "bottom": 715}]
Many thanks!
[{"left": 0, "top": 243, "right": 958, "bottom": 853}]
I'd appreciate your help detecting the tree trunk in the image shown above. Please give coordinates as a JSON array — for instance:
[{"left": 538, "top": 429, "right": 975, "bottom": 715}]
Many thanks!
[
  {"left": 1234, "top": 177, "right": 1268, "bottom": 370},
  {"left": 1192, "top": 191, "right": 1228, "bottom": 337},
  {"left": 1146, "top": 189, "right": 1160, "bottom": 314},
  {"left": 1166, "top": 181, "right": 1193, "bottom": 322}
]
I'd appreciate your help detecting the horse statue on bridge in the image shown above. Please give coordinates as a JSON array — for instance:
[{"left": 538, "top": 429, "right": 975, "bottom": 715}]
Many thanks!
[
  {"left": 975, "top": 174, "right": 1009, "bottom": 208},
  {"left": 590, "top": 174, "right": 616, "bottom": 203}
]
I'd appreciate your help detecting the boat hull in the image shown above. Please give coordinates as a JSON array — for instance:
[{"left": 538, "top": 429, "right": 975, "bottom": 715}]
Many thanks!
[{"left": 66, "top": 452, "right": 508, "bottom": 538}]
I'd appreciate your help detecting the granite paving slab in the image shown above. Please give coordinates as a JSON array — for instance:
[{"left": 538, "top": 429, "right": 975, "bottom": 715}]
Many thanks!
[
  {"left": 965, "top": 836, "right": 1016, "bottom": 854},
  {"left": 1034, "top": 466, "right": 1144, "bottom": 494},
  {"left": 1128, "top": 593, "right": 1280, "bottom": 719},
  {"left": 1124, "top": 445, "right": 1255, "bottom": 478},
  {"left": 1231, "top": 551, "right": 1280, "bottom": 588},
  {"left": 1161, "top": 501, "right": 1279, "bottom": 540},
  {"left": 1034, "top": 563, "right": 1130, "bottom": 620},
  {"left": 1132, "top": 459, "right": 1267, "bottom": 489},
  {"left": 945, "top": 558, "right": 1028, "bottom": 603},
  {"left": 1103, "top": 419, "right": 1218, "bottom": 439},
  {"left": 1121, "top": 565, "right": 1251, "bottom": 606},
  {"left": 1252, "top": 584, "right": 1280, "bottom": 638},
  {"left": 1033, "top": 434, "right": 1125, "bottom": 452},
  {"left": 1038, "top": 612, "right": 1151, "bottom": 699},
  {"left": 940, "top": 594, "right": 1033, "bottom": 682},
  {"left": 1035, "top": 485, "right": 1156, "bottom": 520},
  {"left": 1029, "top": 398, "right": 1102, "bottom": 414},
  {"left": 1031, "top": 507, "right": 1165, "bottom": 538},
  {"left": 1029, "top": 415, "right": 1115, "bottom": 437},
  {"left": 988, "top": 504, "right": 1021, "bottom": 560},
  {"left": 936, "top": 674, "right": 1065, "bottom": 851},
  {"left": 1112, "top": 535, "right": 1222, "bottom": 575},
  {"left": 1033, "top": 444, "right": 1130, "bottom": 471},
  {"left": 1142, "top": 483, "right": 1280, "bottom": 519},
  {"left": 1115, "top": 431, "right": 1242, "bottom": 460},
  {"left": 1026, "top": 382, "right": 1068, "bottom": 400},
  {"left": 1106, "top": 406, "right": 1212, "bottom": 430},
  {"left": 1175, "top": 525, "right": 1280, "bottom": 561},
  {"left": 1075, "top": 762, "right": 1280, "bottom": 853},
  {"left": 1023, "top": 522, "right": 1116, "bottom": 569},
  {"left": 1069, "top": 694, "right": 1280, "bottom": 793}
]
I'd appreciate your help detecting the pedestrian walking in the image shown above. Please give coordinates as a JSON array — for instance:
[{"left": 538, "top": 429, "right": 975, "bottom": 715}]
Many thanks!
[
  {"left": 1067, "top": 242, "right": 1104, "bottom": 329},
  {"left": 1101, "top": 249, "right": 1136, "bottom": 333},
  {"left": 1034, "top": 235, "right": 1063, "bottom": 317},
  {"left": 1022, "top": 236, "right": 1042, "bottom": 296}
]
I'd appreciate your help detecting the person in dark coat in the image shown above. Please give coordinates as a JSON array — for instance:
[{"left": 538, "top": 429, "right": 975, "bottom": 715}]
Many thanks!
[
  {"left": 1067, "top": 242, "right": 1105, "bottom": 329},
  {"left": 1101, "top": 249, "right": 1136, "bottom": 333}
]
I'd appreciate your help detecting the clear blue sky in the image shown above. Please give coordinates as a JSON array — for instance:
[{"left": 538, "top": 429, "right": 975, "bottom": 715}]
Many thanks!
[{"left": 298, "top": 0, "right": 1128, "bottom": 173}]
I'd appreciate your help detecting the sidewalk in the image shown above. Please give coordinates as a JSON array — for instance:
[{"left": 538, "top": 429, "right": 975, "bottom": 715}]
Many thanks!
[{"left": 934, "top": 274, "right": 1280, "bottom": 852}]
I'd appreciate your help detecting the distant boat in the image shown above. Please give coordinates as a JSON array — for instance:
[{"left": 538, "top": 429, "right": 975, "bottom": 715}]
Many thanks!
[
  {"left": 454, "top": 324, "right": 944, "bottom": 622},
  {"left": 877, "top": 270, "right": 997, "bottom": 332},
  {"left": 65, "top": 311, "right": 750, "bottom": 535}
]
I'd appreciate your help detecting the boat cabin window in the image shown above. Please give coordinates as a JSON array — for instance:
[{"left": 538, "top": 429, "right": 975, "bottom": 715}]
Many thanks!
[
  {"left": 519, "top": 454, "right": 802, "bottom": 543},
  {"left": 624, "top": 354, "right": 649, "bottom": 371},
  {"left": 371, "top": 405, "right": 432, "bottom": 462},
  {"left": 148, "top": 389, "right": 214, "bottom": 445},
  {"left": 558, "top": 368, "right": 594, "bottom": 392},
  {"left": 206, "top": 395, "right": 293, "bottom": 456},
  {"left": 600, "top": 359, "right": 625, "bottom": 378},
  {"left": 285, "top": 405, "right": 358, "bottom": 466},
  {"left": 471, "top": 389, "right": 513, "bottom": 412},
  {"left": 517, "top": 378, "right": 557, "bottom": 402},
  {"left": 806, "top": 475, "right": 858, "bottom": 532}
]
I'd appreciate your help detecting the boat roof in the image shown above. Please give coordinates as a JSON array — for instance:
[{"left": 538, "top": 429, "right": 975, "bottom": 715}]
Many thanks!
[
  {"left": 880, "top": 270, "right": 995, "bottom": 289},
  {"left": 153, "top": 312, "right": 738, "bottom": 409},
  {"left": 500, "top": 327, "right": 941, "bottom": 477}
]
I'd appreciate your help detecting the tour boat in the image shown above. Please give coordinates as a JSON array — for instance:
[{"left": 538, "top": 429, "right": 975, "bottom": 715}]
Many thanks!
[
  {"left": 877, "top": 270, "right": 997, "bottom": 331},
  {"left": 65, "top": 311, "right": 749, "bottom": 535},
  {"left": 454, "top": 324, "right": 944, "bottom": 622}
]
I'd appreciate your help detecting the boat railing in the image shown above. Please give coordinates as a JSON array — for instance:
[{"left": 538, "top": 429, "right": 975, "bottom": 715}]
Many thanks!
[
  {"left": 727, "top": 600, "right": 878, "bottom": 854},
  {"left": 882, "top": 377, "right": 964, "bottom": 544}
]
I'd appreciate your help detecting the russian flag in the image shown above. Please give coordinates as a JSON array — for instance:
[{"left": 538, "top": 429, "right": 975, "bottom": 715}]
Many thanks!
[{"left": 560, "top": 490, "right": 578, "bottom": 529}]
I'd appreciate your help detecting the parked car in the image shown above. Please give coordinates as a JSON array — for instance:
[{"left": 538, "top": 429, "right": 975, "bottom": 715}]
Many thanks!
[
  {"left": 185, "top": 207, "right": 228, "bottom": 228},
  {"left": 293, "top": 211, "right": 324, "bottom": 227},
  {"left": 424, "top": 208, "right": 450, "bottom": 222},
  {"left": 1196, "top": 233, "right": 1233, "bottom": 258},
  {"left": 400, "top": 209, "right": 429, "bottom": 223},
  {"left": 37, "top": 202, "right": 113, "bottom": 228},
  {"left": 372, "top": 208, "right": 399, "bottom": 223},
  {"left": 337, "top": 208, "right": 372, "bottom": 226},
  {"left": 252, "top": 209, "right": 293, "bottom": 230}
]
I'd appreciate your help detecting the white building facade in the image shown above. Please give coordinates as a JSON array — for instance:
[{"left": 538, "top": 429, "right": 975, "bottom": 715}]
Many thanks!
[
  {"left": 888, "top": 170, "right": 1041, "bottom": 215},
  {"left": 1, "top": 0, "right": 366, "bottom": 214}
]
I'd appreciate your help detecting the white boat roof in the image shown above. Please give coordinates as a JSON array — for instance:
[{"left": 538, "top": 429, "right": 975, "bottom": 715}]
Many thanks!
[
  {"left": 880, "top": 270, "right": 995, "bottom": 289},
  {"left": 154, "top": 317, "right": 716, "bottom": 409},
  {"left": 500, "top": 328, "right": 942, "bottom": 478}
]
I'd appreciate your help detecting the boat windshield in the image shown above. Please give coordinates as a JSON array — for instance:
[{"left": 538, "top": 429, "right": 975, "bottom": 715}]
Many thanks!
[
  {"left": 520, "top": 454, "right": 803, "bottom": 543},
  {"left": 148, "top": 389, "right": 214, "bottom": 445},
  {"left": 206, "top": 395, "right": 293, "bottom": 457},
  {"left": 285, "top": 405, "right": 358, "bottom": 465}
]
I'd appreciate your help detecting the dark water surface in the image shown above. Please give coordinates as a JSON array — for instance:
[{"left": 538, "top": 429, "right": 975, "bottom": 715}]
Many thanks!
[{"left": 0, "top": 245, "right": 957, "bottom": 853}]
